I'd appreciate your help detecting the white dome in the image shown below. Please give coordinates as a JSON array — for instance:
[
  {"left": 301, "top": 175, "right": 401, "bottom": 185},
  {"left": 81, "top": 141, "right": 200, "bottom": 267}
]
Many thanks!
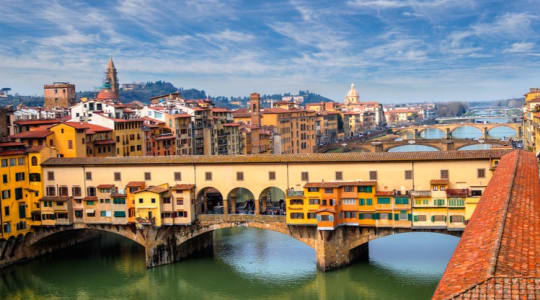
[{"left": 347, "top": 83, "right": 359, "bottom": 98}]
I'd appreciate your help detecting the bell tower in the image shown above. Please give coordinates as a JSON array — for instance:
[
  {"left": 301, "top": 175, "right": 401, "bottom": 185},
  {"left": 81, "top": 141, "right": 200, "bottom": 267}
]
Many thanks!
[{"left": 106, "top": 57, "right": 119, "bottom": 99}]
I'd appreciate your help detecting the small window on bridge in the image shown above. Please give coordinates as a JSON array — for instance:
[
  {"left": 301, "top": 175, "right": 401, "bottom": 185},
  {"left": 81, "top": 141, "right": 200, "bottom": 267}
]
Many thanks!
[
  {"left": 335, "top": 171, "right": 343, "bottom": 180},
  {"left": 114, "top": 172, "right": 121, "bottom": 181},
  {"left": 174, "top": 172, "right": 181, "bottom": 181},
  {"left": 236, "top": 172, "right": 244, "bottom": 181},
  {"left": 301, "top": 172, "right": 309, "bottom": 181},
  {"left": 86, "top": 172, "right": 92, "bottom": 180},
  {"left": 144, "top": 172, "right": 151, "bottom": 181},
  {"left": 268, "top": 171, "right": 276, "bottom": 180},
  {"left": 405, "top": 170, "right": 412, "bottom": 180},
  {"left": 47, "top": 171, "right": 54, "bottom": 181},
  {"left": 441, "top": 169, "right": 449, "bottom": 179},
  {"left": 477, "top": 168, "right": 485, "bottom": 178},
  {"left": 205, "top": 172, "right": 212, "bottom": 181}
]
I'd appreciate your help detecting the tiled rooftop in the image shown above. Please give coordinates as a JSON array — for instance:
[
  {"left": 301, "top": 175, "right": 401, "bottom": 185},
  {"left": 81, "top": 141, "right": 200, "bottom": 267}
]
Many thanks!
[
  {"left": 42, "top": 149, "right": 510, "bottom": 166},
  {"left": 432, "top": 150, "right": 540, "bottom": 299}
]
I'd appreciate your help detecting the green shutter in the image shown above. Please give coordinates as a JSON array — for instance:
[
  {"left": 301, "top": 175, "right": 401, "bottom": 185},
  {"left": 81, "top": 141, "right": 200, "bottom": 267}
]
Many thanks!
[
  {"left": 358, "top": 213, "right": 364, "bottom": 220},
  {"left": 373, "top": 213, "right": 379, "bottom": 220},
  {"left": 431, "top": 216, "right": 434, "bottom": 222},
  {"left": 413, "top": 215, "right": 418, "bottom": 222},
  {"left": 408, "top": 214, "right": 412, "bottom": 221},
  {"left": 394, "top": 213, "right": 399, "bottom": 220},
  {"left": 359, "top": 198, "right": 364, "bottom": 205},
  {"left": 367, "top": 198, "right": 372, "bottom": 205}
]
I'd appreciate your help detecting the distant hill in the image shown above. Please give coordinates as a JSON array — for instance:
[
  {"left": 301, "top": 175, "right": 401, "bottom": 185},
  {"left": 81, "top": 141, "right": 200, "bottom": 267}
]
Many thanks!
[{"left": 1, "top": 81, "right": 334, "bottom": 108}]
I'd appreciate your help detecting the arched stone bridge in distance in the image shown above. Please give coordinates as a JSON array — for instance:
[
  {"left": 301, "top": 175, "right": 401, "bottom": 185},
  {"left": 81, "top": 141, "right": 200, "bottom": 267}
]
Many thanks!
[
  {"left": 397, "top": 122, "right": 522, "bottom": 140},
  {"left": 319, "top": 138, "right": 512, "bottom": 153},
  {"left": 0, "top": 214, "right": 461, "bottom": 271}
]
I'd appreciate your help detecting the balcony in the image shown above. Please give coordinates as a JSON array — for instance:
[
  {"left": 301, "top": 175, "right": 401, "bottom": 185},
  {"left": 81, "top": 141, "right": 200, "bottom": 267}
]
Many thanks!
[
  {"left": 411, "top": 190, "right": 431, "bottom": 197},
  {"left": 287, "top": 190, "right": 304, "bottom": 197}
]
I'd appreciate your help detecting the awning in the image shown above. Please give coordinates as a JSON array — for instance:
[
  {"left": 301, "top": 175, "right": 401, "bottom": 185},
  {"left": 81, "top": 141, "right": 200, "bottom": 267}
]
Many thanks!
[{"left": 85, "top": 209, "right": 95, "bottom": 214}]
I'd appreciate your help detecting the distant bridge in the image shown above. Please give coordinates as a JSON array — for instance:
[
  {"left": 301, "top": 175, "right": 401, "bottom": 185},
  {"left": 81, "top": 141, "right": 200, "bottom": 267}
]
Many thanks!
[
  {"left": 319, "top": 138, "right": 512, "bottom": 153},
  {"left": 398, "top": 122, "right": 522, "bottom": 140}
]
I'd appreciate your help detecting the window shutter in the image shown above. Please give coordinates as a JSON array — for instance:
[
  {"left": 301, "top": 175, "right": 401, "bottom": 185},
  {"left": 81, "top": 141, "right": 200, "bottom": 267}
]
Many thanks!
[
  {"left": 359, "top": 214, "right": 364, "bottom": 220},
  {"left": 413, "top": 215, "right": 418, "bottom": 222},
  {"left": 394, "top": 213, "right": 399, "bottom": 220},
  {"left": 431, "top": 216, "right": 434, "bottom": 222},
  {"left": 373, "top": 213, "right": 379, "bottom": 220},
  {"left": 408, "top": 214, "right": 412, "bottom": 221}
]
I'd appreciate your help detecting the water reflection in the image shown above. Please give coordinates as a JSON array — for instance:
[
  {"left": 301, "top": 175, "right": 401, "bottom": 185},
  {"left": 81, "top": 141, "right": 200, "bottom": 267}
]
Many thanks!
[
  {"left": 0, "top": 228, "right": 458, "bottom": 300},
  {"left": 388, "top": 145, "right": 439, "bottom": 152}
]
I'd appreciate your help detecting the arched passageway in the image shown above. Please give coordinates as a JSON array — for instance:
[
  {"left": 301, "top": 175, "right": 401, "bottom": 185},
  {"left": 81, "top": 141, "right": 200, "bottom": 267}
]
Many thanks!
[
  {"left": 258, "top": 187, "right": 286, "bottom": 215},
  {"left": 196, "top": 187, "right": 224, "bottom": 214},
  {"left": 227, "top": 188, "right": 255, "bottom": 214}
]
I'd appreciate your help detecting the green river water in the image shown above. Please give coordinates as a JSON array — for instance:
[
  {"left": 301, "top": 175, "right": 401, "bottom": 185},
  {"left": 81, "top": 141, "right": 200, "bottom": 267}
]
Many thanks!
[{"left": 0, "top": 228, "right": 459, "bottom": 300}]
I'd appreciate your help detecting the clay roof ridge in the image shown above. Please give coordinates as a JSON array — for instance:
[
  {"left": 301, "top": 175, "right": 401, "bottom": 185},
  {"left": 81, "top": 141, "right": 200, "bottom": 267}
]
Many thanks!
[{"left": 488, "top": 150, "right": 520, "bottom": 277}]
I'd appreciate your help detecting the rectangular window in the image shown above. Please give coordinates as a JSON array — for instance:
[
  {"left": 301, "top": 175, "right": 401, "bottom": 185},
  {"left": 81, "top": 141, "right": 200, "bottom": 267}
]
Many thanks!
[
  {"left": 471, "top": 190, "right": 482, "bottom": 196},
  {"left": 358, "top": 186, "right": 372, "bottom": 193},
  {"left": 114, "top": 172, "right": 121, "bottom": 181},
  {"left": 236, "top": 172, "right": 244, "bottom": 181},
  {"left": 342, "top": 198, "right": 356, "bottom": 205},
  {"left": 301, "top": 172, "right": 309, "bottom": 181},
  {"left": 1, "top": 159, "right": 6, "bottom": 167},
  {"left": 269, "top": 171, "right": 276, "bottom": 180},
  {"left": 369, "top": 171, "right": 377, "bottom": 180},
  {"left": 343, "top": 186, "right": 354, "bottom": 192},
  {"left": 307, "top": 213, "right": 316, "bottom": 219},
  {"left": 177, "top": 199, "right": 184, "bottom": 205},
  {"left": 450, "top": 215, "right": 464, "bottom": 223},
  {"left": 290, "top": 199, "right": 303, "bottom": 205},
  {"left": 29, "top": 173, "right": 41, "bottom": 182},
  {"left": 151, "top": 198, "right": 156, "bottom": 203},
  {"left": 377, "top": 197, "right": 391, "bottom": 204},
  {"left": 324, "top": 188, "right": 333, "bottom": 194},
  {"left": 174, "top": 172, "right": 182, "bottom": 181},
  {"left": 144, "top": 172, "right": 151, "bottom": 180},
  {"left": 87, "top": 187, "right": 96, "bottom": 196},
  {"left": 72, "top": 186, "right": 81, "bottom": 197},
  {"left": 366, "top": 198, "right": 372, "bottom": 205},
  {"left": 290, "top": 213, "right": 304, "bottom": 219},
  {"left": 441, "top": 169, "right": 449, "bottom": 179},
  {"left": 163, "top": 197, "right": 171, "bottom": 204},
  {"left": 68, "top": 140, "right": 73, "bottom": 149},
  {"left": 86, "top": 172, "right": 92, "bottom": 180},
  {"left": 2, "top": 174, "right": 7, "bottom": 183},
  {"left": 416, "top": 215, "right": 426, "bottom": 222},
  {"left": 205, "top": 172, "right": 212, "bottom": 181},
  {"left": 359, "top": 198, "right": 365, "bottom": 205},
  {"left": 58, "top": 186, "right": 68, "bottom": 196},
  {"left": 308, "top": 198, "right": 320, "bottom": 205},
  {"left": 15, "top": 172, "right": 25, "bottom": 181},
  {"left": 434, "top": 199, "right": 445, "bottom": 206},
  {"left": 9, "top": 158, "right": 16, "bottom": 166},
  {"left": 343, "top": 211, "right": 356, "bottom": 219},
  {"left": 307, "top": 187, "right": 318, "bottom": 192},
  {"left": 113, "top": 198, "right": 126, "bottom": 204},
  {"left": 395, "top": 197, "right": 409, "bottom": 205},
  {"left": 477, "top": 168, "right": 485, "bottom": 178},
  {"left": 4, "top": 206, "right": 9, "bottom": 216},
  {"left": 75, "top": 210, "right": 83, "bottom": 218},
  {"left": 139, "top": 198, "right": 143, "bottom": 204},
  {"left": 18, "top": 157, "right": 25, "bottom": 165},
  {"left": 114, "top": 211, "right": 126, "bottom": 218},
  {"left": 335, "top": 171, "right": 343, "bottom": 180},
  {"left": 405, "top": 170, "right": 412, "bottom": 180},
  {"left": 46, "top": 186, "right": 55, "bottom": 196},
  {"left": 100, "top": 211, "right": 107, "bottom": 217},
  {"left": 47, "top": 171, "right": 54, "bottom": 181}
]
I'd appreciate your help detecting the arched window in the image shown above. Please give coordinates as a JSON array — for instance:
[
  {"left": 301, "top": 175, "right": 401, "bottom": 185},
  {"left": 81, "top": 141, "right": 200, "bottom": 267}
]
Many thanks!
[{"left": 31, "top": 156, "right": 38, "bottom": 166}]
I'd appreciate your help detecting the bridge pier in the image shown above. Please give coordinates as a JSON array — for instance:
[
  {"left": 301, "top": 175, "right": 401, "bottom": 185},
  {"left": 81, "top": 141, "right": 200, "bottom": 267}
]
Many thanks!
[
  {"left": 482, "top": 127, "right": 489, "bottom": 139},
  {"left": 145, "top": 228, "right": 213, "bottom": 268},
  {"left": 446, "top": 128, "right": 451, "bottom": 139},
  {"left": 414, "top": 129, "right": 420, "bottom": 139}
]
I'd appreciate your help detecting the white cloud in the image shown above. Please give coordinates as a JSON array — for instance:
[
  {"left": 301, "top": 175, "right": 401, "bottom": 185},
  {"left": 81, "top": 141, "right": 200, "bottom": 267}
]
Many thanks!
[
  {"left": 503, "top": 42, "right": 535, "bottom": 53},
  {"left": 198, "top": 30, "right": 255, "bottom": 43}
]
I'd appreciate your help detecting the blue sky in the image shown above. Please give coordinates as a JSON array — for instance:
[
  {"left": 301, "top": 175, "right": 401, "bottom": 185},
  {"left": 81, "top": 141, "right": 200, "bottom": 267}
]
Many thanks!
[{"left": 1, "top": 0, "right": 540, "bottom": 103}]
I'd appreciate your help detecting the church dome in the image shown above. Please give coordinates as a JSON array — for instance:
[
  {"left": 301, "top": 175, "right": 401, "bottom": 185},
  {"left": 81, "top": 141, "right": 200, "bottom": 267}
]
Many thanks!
[
  {"left": 96, "top": 88, "right": 117, "bottom": 101},
  {"left": 347, "top": 83, "right": 359, "bottom": 98}
]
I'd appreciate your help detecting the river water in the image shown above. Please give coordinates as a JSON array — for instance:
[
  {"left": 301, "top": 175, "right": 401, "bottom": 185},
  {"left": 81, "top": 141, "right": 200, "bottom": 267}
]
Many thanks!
[{"left": 0, "top": 228, "right": 459, "bottom": 300}]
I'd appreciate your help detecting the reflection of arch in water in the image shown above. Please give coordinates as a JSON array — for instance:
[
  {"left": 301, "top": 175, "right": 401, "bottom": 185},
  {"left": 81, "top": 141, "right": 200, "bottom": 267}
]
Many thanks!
[
  {"left": 418, "top": 128, "right": 445, "bottom": 139},
  {"left": 457, "top": 144, "right": 493, "bottom": 151},
  {"left": 386, "top": 144, "right": 440, "bottom": 152},
  {"left": 450, "top": 126, "right": 482, "bottom": 139},
  {"left": 487, "top": 125, "right": 517, "bottom": 138},
  {"left": 227, "top": 187, "right": 255, "bottom": 214},
  {"left": 258, "top": 187, "right": 286, "bottom": 215},
  {"left": 196, "top": 187, "right": 224, "bottom": 214}
]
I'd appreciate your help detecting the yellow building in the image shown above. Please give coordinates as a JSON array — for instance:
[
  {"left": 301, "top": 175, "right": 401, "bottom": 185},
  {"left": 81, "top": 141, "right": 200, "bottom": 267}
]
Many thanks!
[
  {"left": 134, "top": 184, "right": 169, "bottom": 227},
  {"left": 49, "top": 122, "right": 88, "bottom": 158},
  {"left": 113, "top": 119, "right": 144, "bottom": 157}
]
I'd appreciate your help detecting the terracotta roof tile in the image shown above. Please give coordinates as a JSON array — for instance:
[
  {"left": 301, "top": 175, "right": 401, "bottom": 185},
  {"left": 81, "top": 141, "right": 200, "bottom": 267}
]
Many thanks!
[
  {"left": 126, "top": 181, "right": 145, "bottom": 187},
  {"left": 42, "top": 149, "right": 511, "bottom": 166},
  {"left": 304, "top": 181, "right": 377, "bottom": 188},
  {"left": 172, "top": 184, "right": 195, "bottom": 190},
  {"left": 432, "top": 150, "right": 540, "bottom": 299}
]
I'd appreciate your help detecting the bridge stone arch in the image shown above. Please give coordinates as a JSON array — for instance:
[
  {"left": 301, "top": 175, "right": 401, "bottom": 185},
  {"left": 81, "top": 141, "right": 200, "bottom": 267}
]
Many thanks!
[
  {"left": 226, "top": 187, "right": 256, "bottom": 214},
  {"left": 486, "top": 124, "right": 519, "bottom": 137},
  {"left": 196, "top": 186, "right": 225, "bottom": 214},
  {"left": 384, "top": 143, "right": 441, "bottom": 152},
  {"left": 258, "top": 186, "right": 286, "bottom": 215},
  {"left": 146, "top": 215, "right": 317, "bottom": 268}
]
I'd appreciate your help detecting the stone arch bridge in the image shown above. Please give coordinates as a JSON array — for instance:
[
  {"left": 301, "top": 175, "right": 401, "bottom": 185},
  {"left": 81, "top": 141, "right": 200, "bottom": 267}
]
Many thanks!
[
  {"left": 320, "top": 138, "right": 512, "bottom": 153},
  {"left": 398, "top": 122, "right": 522, "bottom": 140},
  {"left": 0, "top": 215, "right": 460, "bottom": 271}
]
